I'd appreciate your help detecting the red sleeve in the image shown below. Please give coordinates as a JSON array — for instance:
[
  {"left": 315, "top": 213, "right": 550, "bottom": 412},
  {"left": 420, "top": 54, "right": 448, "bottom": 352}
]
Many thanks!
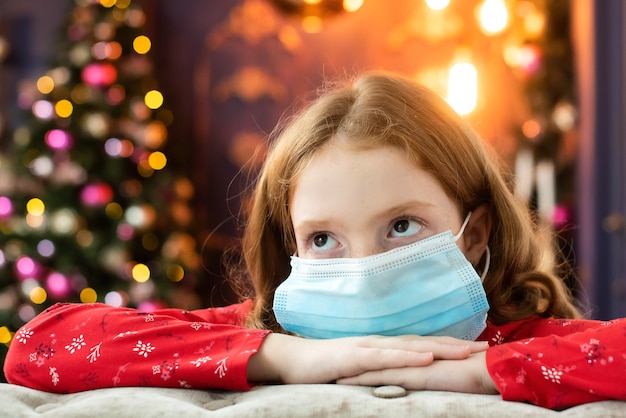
[
  {"left": 3, "top": 300, "right": 271, "bottom": 393},
  {"left": 483, "top": 317, "right": 626, "bottom": 409}
]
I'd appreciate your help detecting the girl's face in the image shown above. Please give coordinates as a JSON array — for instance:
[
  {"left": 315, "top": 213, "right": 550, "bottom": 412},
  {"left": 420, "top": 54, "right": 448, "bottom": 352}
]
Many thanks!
[{"left": 290, "top": 138, "right": 467, "bottom": 260}]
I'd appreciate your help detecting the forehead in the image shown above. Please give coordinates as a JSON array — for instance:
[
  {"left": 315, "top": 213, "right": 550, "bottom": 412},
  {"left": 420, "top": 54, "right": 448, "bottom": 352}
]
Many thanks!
[{"left": 289, "top": 140, "right": 456, "bottom": 222}]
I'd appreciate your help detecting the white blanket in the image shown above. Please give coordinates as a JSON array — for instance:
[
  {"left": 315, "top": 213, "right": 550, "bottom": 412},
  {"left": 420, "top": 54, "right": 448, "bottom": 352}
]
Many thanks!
[{"left": 0, "top": 383, "right": 623, "bottom": 417}]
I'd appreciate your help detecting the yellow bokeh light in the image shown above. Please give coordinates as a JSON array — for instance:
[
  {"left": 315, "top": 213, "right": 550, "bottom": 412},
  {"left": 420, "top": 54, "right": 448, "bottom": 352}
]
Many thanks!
[
  {"left": 55, "top": 99, "right": 74, "bottom": 118},
  {"left": 105, "top": 202, "right": 124, "bottom": 219},
  {"left": 26, "top": 198, "right": 45, "bottom": 216},
  {"left": 115, "top": 0, "right": 131, "bottom": 9},
  {"left": 167, "top": 265, "right": 185, "bottom": 283},
  {"left": 37, "top": 76, "right": 55, "bottom": 94},
  {"left": 80, "top": 287, "right": 98, "bottom": 303},
  {"left": 30, "top": 286, "right": 47, "bottom": 304},
  {"left": 100, "top": 0, "right": 116, "bottom": 8},
  {"left": 132, "top": 263, "right": 151, "bottom": 282},
  {"left": 144, "top": 90, "right": 164, "bottom": 109},
  {"left": 0, "top": 326, "right": 12, "bottom": 344},
  {"left": 148, "top": 151, "right": 167, "bottom": 170},
  {"left": 133, "top": 35, "right": 152, "bottom": 54}
]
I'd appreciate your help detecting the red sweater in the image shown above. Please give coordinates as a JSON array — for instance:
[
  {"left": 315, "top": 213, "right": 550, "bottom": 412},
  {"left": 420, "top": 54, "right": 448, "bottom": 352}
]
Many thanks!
[{"left": 4, "top": 301, "right": 626, "bottom": 409}]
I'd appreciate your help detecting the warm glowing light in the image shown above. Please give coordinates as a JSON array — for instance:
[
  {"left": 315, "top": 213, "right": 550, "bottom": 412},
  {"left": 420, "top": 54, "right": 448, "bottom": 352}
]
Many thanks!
[
  {"left": 0, "top": 326, "right": 11, "bottom": 344},
  {"left": 100, "top": 0, "right": 116, "bottom": 8},
  {"left": 105, "top": 202, "right": 124, "bottom": 219},
  {"left": 133, "top": 35, "right": 151, "bottom": 54},
  {"left": 478, "top": 0, "right": 509, "bottom": 35},
  {"left": 80, "top": 287, "right": 98, "bottom": 303},
  {"left": 343, "top": 0, "right": 364, "bottom": 12},
  {"left": 132, "top": 263, "right": 151, "bottom": 282},
  {"left": 55, "top": 99, "right": 73, "bottom": 118},
  {"left": 522, "top": 118, "right": 542, "bottom": 139},
  {"left": 302, "top": 16, "right": 323, "bottom": 33},
  {"left": 304, "top": 0, "right": 321, "bottom": 4},
  {"left": 26, "top": 198, "right": 45, "bottom": 216},
  {"left": 148, "top": 151, "right": 167, "bottom": 170},
  {"left": 447, "top": 63, "right": 477, "bottom": 115},
  {"left": 30, "top": 286, "right": 47, "bottom": 304},
  {"left": 425, "top": 0, "right": 450, "bottom": 10},
  {"left": 37, "top": 76, "right": 55, "bottom": 94},
  {"left": 167, "top": 265, "right": 185, "bottom": 283},
  {"left": 144, "top": 90, "right": 163, "bottom": 109}
]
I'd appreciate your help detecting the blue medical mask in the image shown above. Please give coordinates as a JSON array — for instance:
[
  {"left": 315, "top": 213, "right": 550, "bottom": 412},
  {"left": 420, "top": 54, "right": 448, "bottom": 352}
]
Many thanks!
[{"left": 273, "top": 213, "right": 490, "bottom": 340}]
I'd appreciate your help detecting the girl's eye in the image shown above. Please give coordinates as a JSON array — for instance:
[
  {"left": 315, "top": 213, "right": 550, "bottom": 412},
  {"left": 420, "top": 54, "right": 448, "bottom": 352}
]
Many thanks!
[
  {"left": 389, "top": 219, "right": 422, "bottom": 237},
  {"left": 311, "top": 233, "right": 338, "bottom": 252}
]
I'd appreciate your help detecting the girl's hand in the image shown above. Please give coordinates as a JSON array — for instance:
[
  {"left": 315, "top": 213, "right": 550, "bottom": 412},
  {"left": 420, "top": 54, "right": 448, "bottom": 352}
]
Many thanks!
[
  {"left": 336, "top": 351, "right": 498, "bottom": 395},
  {"left": 247, "top": 333, "right": 489, "bottom": 386}
]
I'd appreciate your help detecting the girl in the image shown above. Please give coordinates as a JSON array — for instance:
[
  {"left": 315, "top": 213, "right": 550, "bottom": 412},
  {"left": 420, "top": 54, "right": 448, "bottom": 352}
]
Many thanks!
[{"left": 4, "top": 72, "right": 626, "bottom": 410}]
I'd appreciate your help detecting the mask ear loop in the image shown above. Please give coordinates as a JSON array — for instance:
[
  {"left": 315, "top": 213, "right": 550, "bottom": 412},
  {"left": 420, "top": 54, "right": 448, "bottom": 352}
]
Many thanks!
[
  {"left": 453, "top": 211, "right": 473, "bottom": 241},
  {"left": 480, "top": 246, "right": 491, "bottom": 282}
]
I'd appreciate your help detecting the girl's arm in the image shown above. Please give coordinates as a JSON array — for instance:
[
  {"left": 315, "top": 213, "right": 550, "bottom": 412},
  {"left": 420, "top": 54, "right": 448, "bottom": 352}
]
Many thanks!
[
  {"left": 486, "top": 317, "right": 626, "bottom": 409},
  {"left": 5, "top": 301, "right": 490, "bottom": 394},
  {"left": 4, "top": 302, "right": 269, "bottom": 393}
]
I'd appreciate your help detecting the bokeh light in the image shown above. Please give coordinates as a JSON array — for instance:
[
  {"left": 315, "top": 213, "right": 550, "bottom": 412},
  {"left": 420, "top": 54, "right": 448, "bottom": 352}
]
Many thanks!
[
  {"left": 80, "top": 287, "right": 98, "bottom": 303},
  {"left": 36, "top": 76, "right": 55, "bottom": 94},
  {"left": 45, "top": 129, "right": 73, "bottom": 150},
  {"left": 26, "top": 198, "right": 45, "bottom": 216},
  {"left": 133, "top": 35, "right": 151, "bottom": 54},
  {"left": 144, "top": 90, "right": 163, "bottom": 109},
  {"left": 132, "top": 263, "right": 151, "bottom": 282},
  {"left": 0, "top": 196, "right": 13, "bottom": 218}
]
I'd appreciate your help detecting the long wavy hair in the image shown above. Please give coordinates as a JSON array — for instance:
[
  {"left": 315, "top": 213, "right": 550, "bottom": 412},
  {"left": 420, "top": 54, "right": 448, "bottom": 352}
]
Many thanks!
[{"left": 238, "top": 71, "right": 581, "bottom": 332}]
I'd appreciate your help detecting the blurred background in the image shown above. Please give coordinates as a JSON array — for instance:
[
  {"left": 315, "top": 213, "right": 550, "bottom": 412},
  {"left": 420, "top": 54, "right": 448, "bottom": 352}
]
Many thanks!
[{"left": 0, "top": 0, "right": 624, "bottom": 382}]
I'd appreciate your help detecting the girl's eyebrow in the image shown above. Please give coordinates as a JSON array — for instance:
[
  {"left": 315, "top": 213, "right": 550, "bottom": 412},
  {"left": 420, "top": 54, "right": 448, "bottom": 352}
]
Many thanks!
[
  {"left": 293, "top": 200, "right": 438, "bottom": 231},
  {"left": 376, "top": 200, "right": 438, "bottom": 218}
]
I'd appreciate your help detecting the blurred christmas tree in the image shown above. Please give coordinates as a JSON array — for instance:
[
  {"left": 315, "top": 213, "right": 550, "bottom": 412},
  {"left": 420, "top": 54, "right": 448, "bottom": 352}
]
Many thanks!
[{"left": 0, "top": 0, "right": 201, "bottom": 378}]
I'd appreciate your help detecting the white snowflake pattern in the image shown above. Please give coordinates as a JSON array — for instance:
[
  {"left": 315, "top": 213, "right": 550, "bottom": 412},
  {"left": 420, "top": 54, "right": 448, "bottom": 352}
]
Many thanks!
[
  {"left": 64, "top": 334, "right": 86, "bottom": 354},
  {"left": 86, "top": 342, "right": 102, "bottom": 363},
  {"left": 16, "top": 328, "right": 34, "bottom": 344},
  {"left": 190, "top": 322, "right": 202, "bottom": 331},
  {"left": 491, "top": 331, "right": 504, "bottom": 345},
  {"left": 152, "top": 365, "right": 161, "bottom": 375},
  {"left": 49, "top": 367, "right": 59, "bottom": 386},
  {"left": 190, "top": 356, "right": 212, "bottom": 367},
  {"left": 215, "top": 357, "right": 228, "bottom": 378},
  {"left": 541, "top": 366, "right": 562, "bottom": 384},
  {"left": 133, "top": 340, "right": 155, "bottom": 358}
]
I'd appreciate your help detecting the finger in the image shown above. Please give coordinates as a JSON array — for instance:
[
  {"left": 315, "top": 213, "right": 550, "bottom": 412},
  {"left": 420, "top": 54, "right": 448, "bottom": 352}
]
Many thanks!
[
  {"left": 397, "top": 335, "right": 490, "bottom": 353},
  {"left": 356, "top": 336, "right": 481, "bottom": 360},
  {"left": 337, "top": 348, "right": 434, "bottom": 378},
  {"left": 337, "top": 368, "right": 420, "bottom": 388}
]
